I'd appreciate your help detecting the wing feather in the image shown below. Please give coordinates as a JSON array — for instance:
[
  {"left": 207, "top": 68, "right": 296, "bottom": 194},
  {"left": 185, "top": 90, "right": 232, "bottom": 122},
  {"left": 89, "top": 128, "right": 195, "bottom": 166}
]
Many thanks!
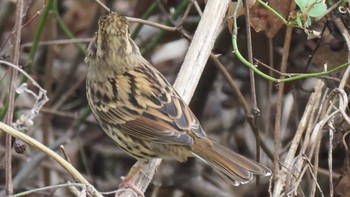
[{"left": 89, "top": 64, "right": 206, "bottom": 146}]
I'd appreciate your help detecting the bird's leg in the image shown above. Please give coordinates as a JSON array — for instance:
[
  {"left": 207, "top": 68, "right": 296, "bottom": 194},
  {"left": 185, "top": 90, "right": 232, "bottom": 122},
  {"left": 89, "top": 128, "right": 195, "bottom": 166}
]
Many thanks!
[{"left": 119, "top": 162, "right": 144, "bottom": 196}]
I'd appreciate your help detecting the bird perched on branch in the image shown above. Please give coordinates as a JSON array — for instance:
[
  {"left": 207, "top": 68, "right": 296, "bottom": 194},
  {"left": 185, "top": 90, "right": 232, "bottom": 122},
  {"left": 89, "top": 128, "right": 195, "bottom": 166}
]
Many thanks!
[{"left": 85, "top": 12, "right": 271, "bottom": 194}]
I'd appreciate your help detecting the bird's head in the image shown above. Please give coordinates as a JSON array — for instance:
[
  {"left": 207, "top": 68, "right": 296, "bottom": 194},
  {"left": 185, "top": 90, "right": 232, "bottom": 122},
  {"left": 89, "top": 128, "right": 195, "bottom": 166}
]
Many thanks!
[
  {"left": 86, "top": 12, "right": 143, "bottom": 75},
  {"left": 98, "top": 12, "right": 129, "bottom": 42}
]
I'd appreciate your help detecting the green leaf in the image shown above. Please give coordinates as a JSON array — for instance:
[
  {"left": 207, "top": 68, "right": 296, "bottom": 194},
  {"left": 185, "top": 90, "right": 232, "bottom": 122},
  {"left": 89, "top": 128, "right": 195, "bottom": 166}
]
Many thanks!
[
  {"left": 295, "top": 0, "right": 308, "bottom": 11},
  {"left": 308, "top": 2, "right": 327, "bottom": 17},
  {"left": 296, "top": 15, "right": 303, "bottom": 27},
  {"left": 306, "top": 16, "right": 312, "bottom": 26},
  {"left": 295, "top": 0, "right": 327, "bottom": 18}
]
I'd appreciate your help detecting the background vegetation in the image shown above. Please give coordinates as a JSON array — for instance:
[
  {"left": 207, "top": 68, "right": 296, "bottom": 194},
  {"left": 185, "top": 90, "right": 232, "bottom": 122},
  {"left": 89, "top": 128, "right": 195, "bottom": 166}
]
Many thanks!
[{"left": 0, "top": 0, "right": 349, "bottom": 196}]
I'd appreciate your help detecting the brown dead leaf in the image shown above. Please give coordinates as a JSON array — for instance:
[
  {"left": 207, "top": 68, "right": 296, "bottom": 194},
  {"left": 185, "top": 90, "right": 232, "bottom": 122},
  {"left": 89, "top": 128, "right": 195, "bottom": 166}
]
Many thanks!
[
  {"left": 227, "top": 0, "right": 291, "bottom": 38},
  {"left": 249, "top": 0, "right": 292, "bottom": 38},
  {"left": 227, "top": 0, "right": 256, "bottom": 33}
]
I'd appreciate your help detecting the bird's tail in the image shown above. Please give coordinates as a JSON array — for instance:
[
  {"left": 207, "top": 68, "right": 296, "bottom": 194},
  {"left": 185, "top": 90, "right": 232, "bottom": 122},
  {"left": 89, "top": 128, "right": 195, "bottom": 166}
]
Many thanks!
[{"left": 193, "top": 141, "right": 271, "bottom": 186}]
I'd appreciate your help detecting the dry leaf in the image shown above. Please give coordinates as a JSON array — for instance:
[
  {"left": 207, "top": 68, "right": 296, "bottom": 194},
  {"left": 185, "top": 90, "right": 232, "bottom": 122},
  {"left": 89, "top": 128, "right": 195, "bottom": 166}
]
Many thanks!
[{"left": 249, "top": 0, "right": 292, "bottom": 38}]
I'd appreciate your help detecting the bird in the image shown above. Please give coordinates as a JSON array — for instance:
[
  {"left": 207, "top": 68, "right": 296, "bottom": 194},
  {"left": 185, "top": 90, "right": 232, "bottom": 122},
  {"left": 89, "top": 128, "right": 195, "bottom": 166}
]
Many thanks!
[{"left": 85, "top": 12, "right": 271, "bottom": 193}]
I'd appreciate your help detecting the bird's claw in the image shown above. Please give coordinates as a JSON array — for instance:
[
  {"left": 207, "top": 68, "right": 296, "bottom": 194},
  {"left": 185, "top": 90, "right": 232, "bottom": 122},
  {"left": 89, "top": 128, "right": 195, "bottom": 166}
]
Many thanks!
[{"left": 119, "top": 176, "right": 145, "bottom": 197}]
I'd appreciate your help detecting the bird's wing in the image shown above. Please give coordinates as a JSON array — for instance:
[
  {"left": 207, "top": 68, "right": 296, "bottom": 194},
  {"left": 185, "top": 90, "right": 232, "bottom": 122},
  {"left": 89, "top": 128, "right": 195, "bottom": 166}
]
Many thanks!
[
  {"left": 119, "top": 91, "right": 204, "bottom": 145},
  {"left": 89, "top": 65, "right": 206, "bottom": 146}
]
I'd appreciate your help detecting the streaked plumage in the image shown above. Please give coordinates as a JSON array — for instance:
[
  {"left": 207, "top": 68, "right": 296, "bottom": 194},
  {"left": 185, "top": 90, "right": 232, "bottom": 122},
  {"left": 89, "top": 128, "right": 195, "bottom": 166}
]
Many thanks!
[{"left": 85, "top": 12, "right": 271, "bottom": 187}]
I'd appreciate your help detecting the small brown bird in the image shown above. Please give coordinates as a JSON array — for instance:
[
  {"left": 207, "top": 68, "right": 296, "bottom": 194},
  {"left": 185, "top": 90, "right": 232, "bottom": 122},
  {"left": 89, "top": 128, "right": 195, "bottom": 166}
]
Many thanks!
[{"left": 85, "top": 12, "right": 271, "bottom": 191}]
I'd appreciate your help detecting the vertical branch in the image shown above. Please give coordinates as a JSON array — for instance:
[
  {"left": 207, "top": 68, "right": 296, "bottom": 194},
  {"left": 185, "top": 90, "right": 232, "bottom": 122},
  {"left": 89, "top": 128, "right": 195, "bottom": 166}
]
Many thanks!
[
  {"left": 243, "top": 0, "right": 261, "bottom": 190},
  {"left": 5, "top": 0, "right": 24, "bottom": 195},
  {"left": 242, "top": 1, "right": 263, "bottom": 193},
  {"left": 333, "top": 17, "right": 350, "bottom": 89},
  {"left": 264, "top": 38, "right": 274, "bottom": 135},
  {"left": 272, "top": 80, "right": 325, "bottom": 196},
  {"left": 272, "top": 0, "right": 296, "bottom": 182},
  {"left": 173, "top": 0, "right": 230, "bottom": 101},
  {"left": 243, "top": 0, "right": 258, "bottom": 112}
]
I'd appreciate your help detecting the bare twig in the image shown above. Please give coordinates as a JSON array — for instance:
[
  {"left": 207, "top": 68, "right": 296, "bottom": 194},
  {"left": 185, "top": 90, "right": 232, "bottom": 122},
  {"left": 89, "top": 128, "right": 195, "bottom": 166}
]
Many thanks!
[
  {"left": 272, "top": 0, "right": 296, "bottom": 188},
  {"left": 264, "top": 37, "right": 273, "bottom": 138},
  {"left": 305, "top": 88, "right": 328, "bottom": 196},
  {"left": 333, "top": 17, "right": 350, "bottom": 90},
  {"left": 11, "top": 126, "right": 75, "bottom": 188},
  {"left": 243, "top": 0, "right": 258, "bottom": 112},
  {"left": 272, "top": 79, "right": 325, "bottom": 196},
  {"left": 0, "top": 122, "right": 103, "bottom": 197},
  {"left": 311, "top": 133, "right": 322, "bottom": 196},
  {"left": 192, "top": 0, "right": 203, "bottom": 16},
  {"left": 243, "top": 0, "right": 261, "bottom": 190},
  {"left": 0, "top": 60, "right": 46, "bottom": 93},
  {"left": 7, "top": 183, "right": 88, "bottom": 197},
  {"left": 4, "top": 0, "right": 24, "bottom": 195},
  {"left": 21, "top": 38, "right": 92, "bottom": 48},
  {"left": 127, "top": 17, "right": 177, "bottom": 32},
  {"left": 93, "top": 0, "right": 110, "bottom": 12},
  {"left": 304, "top": 157, "right": 325, "bottom": 197},
  {"left": 93, "top": 0, "right": 178, "bottom": 32},
  {"left": 328, "top": 121, "right": 334, "bottom": 197}
]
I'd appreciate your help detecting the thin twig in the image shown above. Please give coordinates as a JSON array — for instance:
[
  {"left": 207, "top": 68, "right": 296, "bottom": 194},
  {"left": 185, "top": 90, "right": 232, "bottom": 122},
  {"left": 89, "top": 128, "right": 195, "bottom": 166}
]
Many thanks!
[
  {"left": 305, "top": 88, "right": 327, "bottom": 196},
  {"left": 304, "top": 157, "right": 325, "bottom": 197},
  {"left": 0, "top": 60, "right": 46, "bottom": 93},
  {"left": 272, "top": 79, "right": 325, "bottom": 196},
  {"left": 333, "top": 17, "right": 350, "bottom": 89},
  {"left": 264, "top": 38, "right": 273, "bottom": 135},
  {"left": 328, "top": 121, "right": 334, "bottom": 197},
  {"left": 255, "top": 59, "right": 350, "bottom": 88},
  {"left": 178, "top": 1, "right": 194, "bottom": 26},
  {"left": 272, "top": 0, "right": 296, "bottom": 186},
  {"left": 243, "top": 0, "right": 261, "bottom": 190},
  {"left": 21, "top": 38, "right": 92, "bottom": 49},
  {"left": 311, "top": 133, "right": 322, "bottom": 196},
  {"left": 192, "top": 0, "right": 203, "bottom": 16},
  {"left": 8, "top": 183, "right": 87, "bottom": 197},
  {"left": 243, "top": 0, "right": 257, "bottom": 112},
  {"left": 306, "top": 89, "right": 349, "bottom": 196},
  {"left": 127, "top": 17, "right": 177, "bottom": 32},
  {"left": 92, "top": 0, "right": 110, "bottom": 12},
  {"left": 5, "top": 0, "right": 24, "bottom": 194},
  {"left": 0, "top": 122, "right": 103, "bottom": 197}
]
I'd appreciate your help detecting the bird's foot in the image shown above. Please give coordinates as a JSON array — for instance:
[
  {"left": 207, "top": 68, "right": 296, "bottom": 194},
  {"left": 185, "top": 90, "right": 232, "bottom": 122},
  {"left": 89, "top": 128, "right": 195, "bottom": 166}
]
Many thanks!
[{"left": 119, "top": 176, "right": 144, "bottom": 197}]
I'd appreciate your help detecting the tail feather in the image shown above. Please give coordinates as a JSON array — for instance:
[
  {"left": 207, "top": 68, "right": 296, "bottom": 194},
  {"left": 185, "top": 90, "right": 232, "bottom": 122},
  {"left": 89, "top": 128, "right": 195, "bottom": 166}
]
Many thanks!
[{"left": 193, "top": 142, "right": 271, "bottom": 186}]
